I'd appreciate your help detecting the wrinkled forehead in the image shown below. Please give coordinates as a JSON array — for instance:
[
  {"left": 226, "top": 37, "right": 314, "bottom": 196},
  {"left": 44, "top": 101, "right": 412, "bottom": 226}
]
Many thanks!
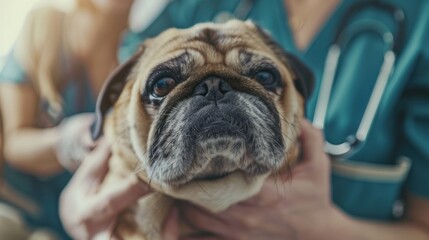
[{"left": 143, "top": 20, "right": 272, "bottom": 62}]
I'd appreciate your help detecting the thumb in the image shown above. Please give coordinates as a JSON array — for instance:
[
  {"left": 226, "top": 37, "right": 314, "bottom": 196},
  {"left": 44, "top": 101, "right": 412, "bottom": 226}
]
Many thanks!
[
  {"left": 89, "top": 176, "right": 150, "bottom": 220},
  {"left": 299, "top": 119, "right": 326, "bottom": 163}
]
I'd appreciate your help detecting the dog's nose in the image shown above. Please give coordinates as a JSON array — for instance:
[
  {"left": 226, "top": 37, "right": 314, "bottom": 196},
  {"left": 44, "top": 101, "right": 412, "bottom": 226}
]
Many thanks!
[{"left": 193, "top": 77, "right": 233, "bottom": 101}]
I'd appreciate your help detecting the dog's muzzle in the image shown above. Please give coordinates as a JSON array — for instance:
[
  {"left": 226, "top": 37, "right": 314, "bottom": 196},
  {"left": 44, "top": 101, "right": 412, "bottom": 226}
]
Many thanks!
[{"left": 147, "top": 75, "right": 285, "bottom": 186}]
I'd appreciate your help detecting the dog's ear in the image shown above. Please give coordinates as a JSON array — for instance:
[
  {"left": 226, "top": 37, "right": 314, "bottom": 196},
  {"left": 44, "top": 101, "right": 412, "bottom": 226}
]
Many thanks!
[
  {"left": 253, "top": 25, "right": 314, "bottom": 100},
  {"left": 282, "top": 52, "right": 314, "bottom": 100},
  {"left": 91, "top": 46, "right": 145, "bottom": 140}
]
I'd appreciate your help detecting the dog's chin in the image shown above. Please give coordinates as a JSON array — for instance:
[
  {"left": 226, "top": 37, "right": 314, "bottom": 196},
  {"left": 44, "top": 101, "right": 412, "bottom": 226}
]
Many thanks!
[
  {"left": 157, "top": 133, "right": 249, "bottom": 186},
  {"left": 145, "top": 130, "right": 281, "bottom": 188},
  {"left": 146, "top": 134, "right": 282, "bottom": 187}
]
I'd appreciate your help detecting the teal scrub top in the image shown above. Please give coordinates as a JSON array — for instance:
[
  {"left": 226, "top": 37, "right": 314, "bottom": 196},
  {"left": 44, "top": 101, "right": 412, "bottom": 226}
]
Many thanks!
[
  {"left": 121, "top": 0, "right": 429, "bottom": 221},
  {"left": 0, "top": 48, "right": 95, "bottom": 239}
]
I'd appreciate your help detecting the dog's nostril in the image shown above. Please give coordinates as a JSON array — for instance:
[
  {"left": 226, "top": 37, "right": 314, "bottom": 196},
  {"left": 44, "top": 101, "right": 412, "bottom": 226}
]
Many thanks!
[{"left": 193, "top": 77, "right": 232, "bottom": 101}]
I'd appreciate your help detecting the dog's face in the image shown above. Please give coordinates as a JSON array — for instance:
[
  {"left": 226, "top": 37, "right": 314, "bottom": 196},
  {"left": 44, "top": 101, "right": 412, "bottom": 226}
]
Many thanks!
[{"left": 93, "top": 20, "right": 313, "bottom": 208}]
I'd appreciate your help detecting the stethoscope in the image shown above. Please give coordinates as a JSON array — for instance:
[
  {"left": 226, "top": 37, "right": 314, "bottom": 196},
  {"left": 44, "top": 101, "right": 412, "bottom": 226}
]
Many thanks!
[
  {"left": 313, "top": 1, "right": 406, "bottom": 160},
  {"left": 215, "top": 0, "right": 406, "bottom": 160}
]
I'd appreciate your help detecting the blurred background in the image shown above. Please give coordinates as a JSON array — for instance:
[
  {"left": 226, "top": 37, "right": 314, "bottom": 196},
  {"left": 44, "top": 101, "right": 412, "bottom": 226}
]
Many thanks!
[
  {"left": 0, "top": 0, "right": 37, "bottom": 68},
  {"left": 0, "top": 0, "right": 167, "bottom": 68}
]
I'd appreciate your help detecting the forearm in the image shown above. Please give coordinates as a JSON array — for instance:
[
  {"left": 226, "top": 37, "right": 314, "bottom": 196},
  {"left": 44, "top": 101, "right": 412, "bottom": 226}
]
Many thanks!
[{"left": 4, "top": 127, "right": 63, "bottom": 176}]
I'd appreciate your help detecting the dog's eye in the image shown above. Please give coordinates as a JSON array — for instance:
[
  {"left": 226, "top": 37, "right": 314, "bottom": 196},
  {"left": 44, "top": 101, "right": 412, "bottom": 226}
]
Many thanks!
[
  {"left": 153, "top": 77, "right": 176, "bottom": 97},
  {"left": 254, "top": 71, "right": 276, "bottom": 87}
]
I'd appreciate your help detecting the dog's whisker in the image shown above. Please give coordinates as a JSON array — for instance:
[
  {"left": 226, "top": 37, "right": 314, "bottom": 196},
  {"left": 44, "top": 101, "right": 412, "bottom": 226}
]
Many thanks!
[
  {"left": 278, "top": 112, "right": 300, "bottom": 130},
  {"left": 133, "top": 164, "right": 146, "bottom": 175},
  {"left": 148, "top": 175, "right": 154, "bottom": 191},
  {"left": 133, "top": 149, "right": 148, "bottom": 174},
  {"left": 272, "top": 171, "right": 282, "bottom": 200}
]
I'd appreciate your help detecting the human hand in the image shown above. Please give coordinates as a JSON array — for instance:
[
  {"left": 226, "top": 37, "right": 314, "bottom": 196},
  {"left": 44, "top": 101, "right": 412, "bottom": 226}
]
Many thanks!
[
  {"left": 55, "top": 113, "right": 95, "bottom": 171},
  {"left": 180, "top": 119, "right": 345, "bottom": 240},
  {"left": 59, "top": 139, "right": 180, "bottom": 240}
]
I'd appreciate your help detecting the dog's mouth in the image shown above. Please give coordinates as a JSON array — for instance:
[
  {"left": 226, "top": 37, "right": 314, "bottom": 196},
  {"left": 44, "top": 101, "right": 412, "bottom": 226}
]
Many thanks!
[
  {"left": 193, "top": 171, "right": 235, "bottom": 181},
  {"left": 188, "top": 103, "right": 250, "bottom": 139}
]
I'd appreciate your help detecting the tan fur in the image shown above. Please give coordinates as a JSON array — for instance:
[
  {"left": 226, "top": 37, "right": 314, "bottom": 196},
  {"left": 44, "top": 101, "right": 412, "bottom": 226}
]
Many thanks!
[{"left": 98, "top": 20, "right": 307, "bottom": 239}]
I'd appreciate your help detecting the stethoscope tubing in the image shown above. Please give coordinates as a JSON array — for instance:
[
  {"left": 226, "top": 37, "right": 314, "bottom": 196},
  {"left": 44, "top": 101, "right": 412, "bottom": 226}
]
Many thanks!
[{"left": 313, "top": 1, "right": 405, "bottom": 160}]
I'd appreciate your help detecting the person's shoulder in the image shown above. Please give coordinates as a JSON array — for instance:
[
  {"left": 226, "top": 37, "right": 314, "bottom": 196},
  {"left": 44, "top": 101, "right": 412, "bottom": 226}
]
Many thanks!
[
  {"left": 26, "top": 0, "right": 69, "bottom": 21},
  {"left": 19, "top": 0, "right": 68, "bottom": 48},
  {"left": 0, "top": 0, "right": 69, "bottom": 84},
  {"left": 19, "top": 0, "right": 67, "bottom": 39}
]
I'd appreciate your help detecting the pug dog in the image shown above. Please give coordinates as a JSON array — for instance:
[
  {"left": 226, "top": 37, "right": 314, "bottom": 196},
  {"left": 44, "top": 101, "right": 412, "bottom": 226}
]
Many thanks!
[{"left": 91, "top": 20, "right": 313, "bottom": 240}]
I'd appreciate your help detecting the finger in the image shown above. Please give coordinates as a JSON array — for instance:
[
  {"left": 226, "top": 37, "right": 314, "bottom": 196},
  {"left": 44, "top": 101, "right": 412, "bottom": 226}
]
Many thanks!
[
  {"left": 93, "top": 231, "right": 119, "bottom": 240},
  {"left": 90, "top": 220, "right": 121, "bottom": 240},
  {"left": 90, "top": 176, "right": 150, "bottom": 220},
  {"left": 239, "top": 179, "right": 288, "bottom": 207},
  {"left": 82, "top": 130, "right": 96, "bottom": 150},
  {"left": 180, "top": 204, "right": 228, "bottom": 236},
  {"left": 73, "top": 138, "right": 111, "bottom": 183},
  {"left": 79, "top": 113, "right": 96, "bottom": 126},
  {"left": 81, "top": 114, "right": 100, "bottom": 151},
  {"left": 162, "top": 207, "right": 179, "bottom": 240},
  {"left": 73, "top": 113, "right": 96, "bottom": 135},
  {"left": 299, "top": 119, "right": 326, "bottom": 163}
]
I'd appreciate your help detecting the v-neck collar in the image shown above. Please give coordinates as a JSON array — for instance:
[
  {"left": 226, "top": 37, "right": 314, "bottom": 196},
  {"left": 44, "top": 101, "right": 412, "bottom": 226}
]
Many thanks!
[{"left": 276, "top": 0, "right": 348, "bottom": 57}]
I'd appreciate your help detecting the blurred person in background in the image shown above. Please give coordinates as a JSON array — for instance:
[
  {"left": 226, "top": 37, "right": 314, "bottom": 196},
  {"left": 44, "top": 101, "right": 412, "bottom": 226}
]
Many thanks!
[
  {"left": 60, "top": 0, "right": 429, "bottom": 239},
  {"left": 0, "top": 0, "right": 134, "bottom": 238}
]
